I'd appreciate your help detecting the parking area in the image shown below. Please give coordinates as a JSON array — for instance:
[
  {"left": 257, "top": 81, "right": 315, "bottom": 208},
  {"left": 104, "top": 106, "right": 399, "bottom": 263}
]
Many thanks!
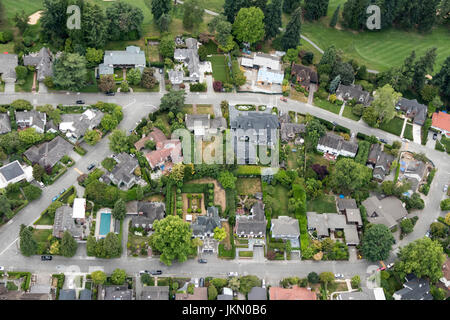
[{"left": 412, "top": 124, "right": 422, "bottom": 144}]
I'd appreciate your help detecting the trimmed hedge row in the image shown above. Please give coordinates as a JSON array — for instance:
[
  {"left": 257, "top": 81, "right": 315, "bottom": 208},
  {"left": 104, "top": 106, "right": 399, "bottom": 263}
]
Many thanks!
[
  {"left": 7, "top": 272, "right": 32, "bottom": 291},
  {"left": 355, "top": 141, "right": 371, "bottom": 164}
]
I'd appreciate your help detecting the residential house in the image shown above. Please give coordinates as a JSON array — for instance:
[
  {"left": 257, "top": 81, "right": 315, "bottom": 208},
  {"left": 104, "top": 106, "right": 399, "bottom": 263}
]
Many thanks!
[
  {"left": 290, "top": 63, "right": 318, "bottom": 89},
  {"left": 362, "top": 196, "right": 408, "bottom": 229},
  {"left": 269, "top": 286, "right": 317, "bottom": 300},
  {"left": 185, "top": 114, "right": 227, "bottom": 137},
  {"left": 336, "top": 84, "right": 372, "bottom": 106},
  {"left": 0, "top": 53, "right": 18, "bottom": 83},
  {"left": 241, "top": 53, "right": 282, "bottom": 71},
  {"left": 217, "top": 287, "right": 233, "bottom": 300},
  {"left": 134, "top": 128, "right": 167, "bottom": 151},
  {"left": 128, "top": 201, "right": 165, "bottom": 230},
  {"left": 280, "top": 123, "right": 306, "bottom": 143},
  {"left": 367, "top": 144, "right": 394, "bottom": 181},
  {"left": 175, "top": 287, "right": 208, "bottom": 300},
  {"left": 72, "top": 198, "right": 86, "bottom": 222},
  {"left": 140, "top": 286, "right": 169, "bottom": 300},
  {"left": 52, "top": 205, "right": 84, "bottom": 240},
  {"left": 15, "top": 110, "right": 47, "bottom": 133},
  {"left": 79, "top": 289, "right": 92, "bottom": 300},
  {"left": 191, "top": 206, "right": 221, "bottom": 239},
  {"left": 230, "top": 113, "right": 279, "bottom": 164},
  {"left": 23, "top": 47, "right": 55, "bottom": 82},
  {"left": 396, "top": 98, "right": 428, "bottom": 126},
  {"left": 59, "top": 109, "right": 104, "bottom": 142},
  {"left": 248, "top": 287, "right": 267, "bottom": 300},
  {"left": 173, "top": 38, "right": 201, "bottom": 82},
  {"left": 306, "top": 212, "right": 360, "bottom": 246},
  {"left": 0, "top": 160, "right": 33, "bottom": 188},
  {"left": 337, "top": 287, "right": 386, "bottom": 300},
  {"left": 336, "top": 198, "right": 362, "bottom": 229},
  {"left": 431, "top": 111, "right": 450, "bottom": 137},
  {"left": 317, "top": 132, "right": 359, "bottom": 158},
  {"left": 168, "top": 69, "right": 184, "bottom": 86},
  {"left": 257, "top": 68, "right": 284, "bottom": 85},
  {"left": 24, "top": 136, "right": 73, "bottom": 169},
  {"left": 393, "top": 274, "right": 433, "bottom": 300},
  {"left": 59, "top": 289, "right": 76, "bottom": 300},
  {"left": 108, "top": 153, "right": 139, "bottom": 190},
  {"left": 235, "top": 201, "right": 267, "bottom": 239},
  {"left": 103, "top": 285, "right": 133, "bottom": 300},
  {"left": 144, "top": 138, "right": 183, "bottom": 174},
  {"left": 398, "top": 153, "right": 429, "bottom": 192},
  {"left": 99, "top": 46, "right": 146, "bottom": 76},
  {"left": 336, "top": 198, "right": 357, "bottom": 213},
  {"left": 270, "top": 216, "right": 300, "bottom": 247},
  {"left": 0, "top": 113, "right": 11, "bottom": 134}
]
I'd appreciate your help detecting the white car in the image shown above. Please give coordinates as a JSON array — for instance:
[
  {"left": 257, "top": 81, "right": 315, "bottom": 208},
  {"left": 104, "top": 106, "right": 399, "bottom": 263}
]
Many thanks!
[
  {"left": 0, "top": 266, "right": 4, "bottom": 271},
  {"left": 387, "top": 263, "right": 394, "bottom": 269},
  {"left": 334, "top": 273, "right": 344, "bottom": 279},
  {"left": 443, "top": 185, "right": 448, "bottom": 193},
  {"left": 262, "top": 279, "right": 266, "bottom": 288},
  {"left": 194, "top": 278, "right": 199, "bottom": 288},
  {"left": 227, "top": 272, "right": 238, "bottom": 277}
]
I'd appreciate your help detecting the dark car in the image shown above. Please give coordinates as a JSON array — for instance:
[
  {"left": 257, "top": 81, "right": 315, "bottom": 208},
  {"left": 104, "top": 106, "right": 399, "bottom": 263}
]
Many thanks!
[
  {"left": 150, "top": 270, "right": 162, "bottom": 275},
  {"left": 433, "top": 133, "right": 438, "bottom": 140},
  {"left": 199, "top": 278, "right": 205, "bottom": 287},
  {"left": 198, "top": 259, "right": 207, "bottom": 264},
  {"left": 87, "top": 163, "right": 96, "bottom": 171},
  {"left": 76, "top": 100, "right": 85, "bottom": 104},
  {"left": 52, "top": 196, "right": 59, "bottom": 202},
  {"left": 332, "top": 121, "right": 338, "bottom": 126},
  {"left": 380, "top": 138, "right": 388, "bottom": 144},
  {"left": 106, "top": 91, "right": 115, "bottom": 96},
  {"left": 41, "top": 255, "right": 52, "bottom": 261}
]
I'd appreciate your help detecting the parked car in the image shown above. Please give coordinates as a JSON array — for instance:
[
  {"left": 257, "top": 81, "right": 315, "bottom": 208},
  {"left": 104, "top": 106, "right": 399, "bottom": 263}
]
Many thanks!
[
  {"left": 52, "top": 196, "right": 59, "bottom": 202},
  {"left": 106, "top": 91, "right": 115, "bottom": 96},
  {"left": 194, "top": 278, "right": 199, "bottom": 288},
  {"left": 387, "top": 263, "right": 394, "bottom": 269},
  {"left": 0, "top": 266, "right": 4, "bottom": 271},
  {"left": 425, "top": 230, "right": 431, "bottom": 238},
  {"left": 262, "top": 279, "right": 266, "bottom": 288},
  {"left": 334, "top": 273, "right": 344, "bottom": 279},
  {"left": 159, "top": 68, "right": 163, "bottom": 74},
  {"left": 87, "top": 163, "right": 96, "bottom": 171},
  {"left": 139, "top": 270, "right": 150, "bottom": 275},
  {"left": 433, "top": 133, "right": 438, "bottom": 140},
  {"left": 377, "top": 266, "right": 386, "bottom": 271},
  {"left": 59, "top": 188, "right": 66, "bottom": 195},
  {"left": 37, "top": 181, "right": 45, "bottom": 188},
  {"left": 379, "top": 138, "right": 388, "bottom": 144},
  {"left": 198, "top": 258, "right": 207, "bottom": 264},
  {"left": 443, "top": 184, "right": 448, "bottom": 193},
  {"left": 199, "top": 278, "right": 205, "bottom": 287},
  {"left": 41, "top": 255, "right": 52, "bottom": 261},
  {"left": 280, "top": 97, "right": 287, "bottom": 102},
  {"left": 227, "top": 272, "right": 238, "bottom": 277},
  {"left": 76, "top": 100, "right": 85, "bottom": 104},
  {"left": 150, "top": 270, "right": 162, "bottom": 275}
]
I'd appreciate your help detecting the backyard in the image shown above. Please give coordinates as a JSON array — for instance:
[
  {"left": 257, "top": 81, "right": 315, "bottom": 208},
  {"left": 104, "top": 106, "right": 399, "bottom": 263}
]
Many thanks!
[
  {"left": 208, "top": 55, "right": 231, "bottom": 83},
  {"left": 236, "top": 178, "right": 262, "bottom": 196},
  {"left": 307, "top": 194, "right": 337, "bottom": 213}
]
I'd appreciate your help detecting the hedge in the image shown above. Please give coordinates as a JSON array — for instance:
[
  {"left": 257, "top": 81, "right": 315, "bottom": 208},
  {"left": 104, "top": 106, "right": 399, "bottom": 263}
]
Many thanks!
[
  {"left": 7, "top": 272, "right": 32, "bottom": 291},
  {"left": 150, "top": 61, "right": 164, "bottom": 68},
  {"left": 74, "top": 145, "right": 87, "bottom": 156},
  {"left": 234, "top": 165, "right": 261, "bottom": 176},
  {"left": 355, "top": 141, "right": 371, "bottom": 164},
  {"left": 238, "top": 251, "right": 254, "bottom": 257},
  {"left": 334, "top": 124, "right": 351, "bottom": 134},
  {"left": 292, "top": 184, "right": 309, "bottom": 252},
  {"left": 52, "top": 273, "right": 65, "bottom": 299}
]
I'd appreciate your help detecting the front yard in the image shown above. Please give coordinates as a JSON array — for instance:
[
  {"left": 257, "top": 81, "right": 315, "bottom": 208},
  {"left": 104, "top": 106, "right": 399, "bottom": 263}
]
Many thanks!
[
  {"left": 378, "top": 117, "right": 404, "bottom": 136},
  {"left": 313, "top": 98, "right": 341, "bottom": 114},
  {"left": 208, "top": 55, "right": 231, "bottom": 83}
]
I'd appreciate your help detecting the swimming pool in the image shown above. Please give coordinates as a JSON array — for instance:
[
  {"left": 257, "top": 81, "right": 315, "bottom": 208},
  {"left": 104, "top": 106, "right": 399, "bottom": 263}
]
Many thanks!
[{"left": 99, "top": 213, "right": 112, "bottom": 236}]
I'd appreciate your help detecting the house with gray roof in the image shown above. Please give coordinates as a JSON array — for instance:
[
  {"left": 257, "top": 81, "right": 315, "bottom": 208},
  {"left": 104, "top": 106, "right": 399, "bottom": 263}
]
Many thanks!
[
  {"left": 336, "top": 84, "right": 373, "bottom": 106},
  {"left": 317, "top": 132, "right": 358, "bottom": 158},
  {"left": 280, "top": 123, "right": 306, "bottom": 143},
  {"left": 173, "top": 38, "right": 201, "bottom": 82},
  {"left": 140, "top": 286, "right": 169, "bottom": 300},
  {"left": 128, "top": 201, "right": 165, "bottom": 230},
  {"left": 0, "top": 53, "right": 18, "bottom": 82},
  {"left": 52, "top": 205, "right": 83, "bottom": 240},
  {"left": 0, "top": 160, "right": 32, "bottom": 189},
  {"left": 306, "top": 212, "right": 360, "bottom": 245},
  {"left": 191, "top": 206, "right": 221, "bottom": 239},
  {"left": 23, "top": 47, "right": 55, "bottom": 82},
  {"left": 248, "top": 287, "right": 267, "bottom": 300},
  {"left": 362, "top": 196, "right": 408, "bottom": 229},
  {"left": 367, "top": 143, "right": 394, "bottom": 181},
  {"left": 270, "top": 216, "right": 300, "bottom": 245},
  {"left": 168, "top": 69, "right": 184, "bottom": 85},
  {"left": 0, "top": 113, "right": 11, "bottom": 135},
  {"left": 235, "top": 201, "right": 267, "bottom": 238},
  {"left": 396, "top": 98, "right": 428, "bottom": 126},
  {"left": 79, "top": 289, "right": 92, "bottom": 300},
  {"left": 99, "top": 46, "right": 146, "bottom": 76},
  {"left": 338, "top": 287, "right": 385, "bottom": 300},
  {"left": 104, "top": 285, "right": 133, "bottom": 300},
  {"left": 108, "top": 153, "right": 139, "bottom": 190},
  {"left": 399, "top": 153, "right": 428, "bottom": 192},
  {"left": 15, "top": 110, "right": 47, "bottom": 133},
  {"left": 59, "top": 289, "right": 76, "bottom": 300},
  {"left": 337, "top": 198, "right": 356, "bottom": 212},
  {"left": 24, "top": 136, "right": 73, "bottom": 169},
  {"left": 393, "top": 274, "right": 433, "bottom": 300},
  {"left": 185, "top": 114, "right": 227, "bottom": 137},
  {"left": 59, "top": 109, "right": 104, "bottom": 142}
]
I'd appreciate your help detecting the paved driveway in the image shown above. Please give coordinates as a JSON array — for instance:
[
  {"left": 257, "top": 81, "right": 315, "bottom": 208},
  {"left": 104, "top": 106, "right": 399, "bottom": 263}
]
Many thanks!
[
  {"left": 4, "top": 82, "right": 15, "bottom": 93},
  {"left": 253, "top": 246, "right": 265, "bottom": 262},
  {"left": 412, "top": 124, "right": 422, "bottom": 144},
  {"left": 426, "top": 131, "right": 438, "bottom": 149}
]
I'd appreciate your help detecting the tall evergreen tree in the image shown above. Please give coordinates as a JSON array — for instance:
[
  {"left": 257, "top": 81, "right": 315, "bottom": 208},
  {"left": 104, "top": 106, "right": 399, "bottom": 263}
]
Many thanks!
[
  {"left": 40, "top": 0, "right": 71, "bottom": 48},
  {"left": 19, "top": 225, "right": 37, "bottom": 257},
  {"left": 433, "top": 56, "right": 450, "bottom": 105},
  {"left": 329, "top": 4, "right": 340, "bottom": 27},
  {"left": 304, "top": 0, "right": 329, "bottom": 20},
  {"left": 60, "top": 231, "right": 78, "bottom": 257},
  {"left": 224, "top": 0, "right": 248, "bottom": 23},
  {"left": 412, "top": 48, "right": 437, "bottom": 92},
  {"left": 281, "top": 7, "right": 302, "bottom": 51},
  {"left": 151, "top": 0, "right": 172, "bottom": 22},
  {"left": 282, "top": 0, "right": 300, "bottom": 14},
  {"left": 417, "top": 0, "right": 441, "bottom": 32},
  {"left": 80, "top": 2, "right": 108, "bottom": 48},
  {"left": 264, "top": 0, "right": 282, "bottom": 39},
  {"left": 342, "top": 0, "right": 370, "bottom": 30}
]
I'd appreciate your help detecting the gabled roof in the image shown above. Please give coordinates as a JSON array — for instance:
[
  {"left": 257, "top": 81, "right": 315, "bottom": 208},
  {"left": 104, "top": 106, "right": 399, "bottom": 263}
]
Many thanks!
[
  {"left": 394, "top": 275, "right": 433, "bottom": 300},
  {"left": 318, "top": 133, "right": 358, "bottom": 155},
  {"left": 432, "top": 112, "right": 450, "bottom": 133},
  {"left": 271, "top": 216, "right": 300, "bottom": 238},
  {"left": 24, "top": 136, "right": 73, "bottom": 168},
  {"left": 291, "top": 63, "right": 318, "bottom": 85},
  {"left": 59, "top": 289, "right": 76, "bottom": 300},
  {"left": 248, "top": 287, "right": 267, "bottom": 300},
  {"left": 257, "top": 67, "right": 284, "bottom": 84},
  {"left": 23, "top": 47, "right": 54, "bottom": 81},
  {"left": 336, "top": 84, "right": 372, "bottom": 106},
  {"left": 141, "top": 286, "right": 169, "bottom": 300},
  {"left": 0, "top": 53, "right": 18, "bottom": 80},
  {"left": 103, "top": 46, "right": 146, "bottom": 67},
  {"left": 362, "top": 196, "right": 407, "bottom": 228},
  {"left": 15, "top": 110, "right": 47, "bottom": 132},
  {"left": 396, "top": 98, "right": 427, "bottom": 125},
  {"left": 306, "top": 212, "right": 347, "bottom": 237},
  {"left": 168, "top": 70, "right": 184, "bottom": 85},
  {"left": 336, "top": 198, "right": 357, "bottom": 211},
  {"left": 52, "top": 205, "right": 83, "bottom": 239},
  {"left": 175, "top": 287, "right": 207, "bottom": 300},
  {"left": 59, "top": 109, "right": 104, "bottom": 139},
  {"left": 191, "top": 206, "right": 221, "bottom": 236},
  {"left": 104, "top": 285, "right": 133, "bottom": 300},
  {"left": 0, "top": 113, "right": 11, "bottom": 134},
  {"left": 109, "top": 152, "right": 139, "bottom": 186},
  {"left": 236, "top": 201, "right": 267, "bottom": 236},
  {"left": 0, "top": 160, "right": 25, "bottom": 183},
  {"left": 79, "top": 289, "right": 92, "bottom": 300},
  {"left": 269, "top": 286, "right": 316, "bottom": 300},
  {"left": 131, "top": 201, "right": 166, "bottom": 226}
]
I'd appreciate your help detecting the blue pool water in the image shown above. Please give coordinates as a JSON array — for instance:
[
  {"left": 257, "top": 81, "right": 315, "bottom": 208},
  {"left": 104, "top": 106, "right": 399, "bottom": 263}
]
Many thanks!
[{"left": 99, "top": 213, "right": 111, "bottom": 236}]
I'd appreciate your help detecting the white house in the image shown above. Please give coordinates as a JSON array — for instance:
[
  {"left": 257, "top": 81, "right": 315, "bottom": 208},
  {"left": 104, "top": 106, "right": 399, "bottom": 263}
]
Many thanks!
[
  {"left": 0, "top": 160, "right": 33, "bottom": 188},
  {"left": 317, "top": 133, "right": 358, "bottom": 158}
]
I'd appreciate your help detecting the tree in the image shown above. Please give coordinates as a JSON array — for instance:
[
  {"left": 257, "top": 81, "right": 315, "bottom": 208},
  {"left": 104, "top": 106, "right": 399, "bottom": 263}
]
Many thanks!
[
  {"left": 23, "top": 185, "right": 42, "bottom": 201},
  {"left": 351, "top": 275, "right": 360, "bottom": 288},
  {"left": 13, "top": 10, "right": 29, "bottom": 34},
  {"left": 106, "top": 1, "right": 144, "bottom": 41},
  {"left": 15, "top": 66, "right": 28, "bottom": 81},
  {"left": 362, "top": 106, "right": 379, "bottom": 127},
  {"left": 150, "top": 216, "right": 194, "bottom": 266},
  {"left": 53, "top": 53, "right": 87, "bottom": 91},
  {"left": 213, "top": 227, "right": 227, "bottom": 242},
  {"left": 319, "top": 272, "right": 334, "bottom": 287},
  {"left": 232, "top": 66, "right": 247, "bottom": 86},
  {"left": 433, "top": 56, "right": 450, "bottom": 104},
  {"left": 440, "top": 199, "right": 450, "bottom": 211},
  {"left": 405, "top": 193, "right": 424, "bottom": 211},
  {"left": 98, "top": 75, "right": 116, "bottom": 93},
  {"left": 60, "top": 231, "right": 78, "bottom": 257},
  {"left": 329, "top": 4, "right": 340, "bottom": 27},
  {"left": 239, "top": 275, "right": 261, "bottom": 295},
  {"left": 305, "top": 119, "right": 326, "bottom": 151},
  {"left": 104, "top": 232, "right": 121, "bottom": 257},
  {"left": 91, "top": 270, "right": 107, "bottom": 285},
  {"left": 19, "top": 225, "right": 37, "bottom": 257},
  {"left": 361, "top": 224, "right": 395, "bottom": 261},
  {"left": 160, "top": 90, "right": 186, "bottom": 114},
  {"left": 101, "top": 114, "right": 119, "bottom": 132},
  {"left": 84, "top": 130, "right": 101, "bottom": 146},
  {"left": 396, "top": 237, "right": 445, "bottom": 282},
  {"left": 283, "top": 0, "right": 300, "bottom": 14},
  {"left": 151, "top": 0, "right": 172, "bottom": 22},
  {"left": 81, "top": 2, "right": 108, "bottom": 48},
  {"left": 159, "top": 36, "right": 175, "bottom": 58},
  {"left": 157, "top": 13, "right": 172, "bottom": 32},
  {"left": 40, "top": 0, "right": 70, "bottom": 47},
  {"left": 284, "top": 47, "right": 300, "bottom": 64},
  {"left": 87, "top": 235, "right": 97, "bottom": 256},
  {"left": 371, "top": 84, "right": 402, "bottom": 124},
  {"left": 305, "top": 178, "right": 322, "bottom": 199},
  {"left": 218, "top": 171, "right": 237, "bottom": 189},
  {"left": 224, "top": 0, "right": 249, "bottom": 23},
  {"left": 111, "top": 269, "right": 127, "bottom": 285},
  {"left": 19, "top": 128, "right": 42, "bottom": 145},
  {"left": 228, "top": 277, "right": 240, "bottom": 291},
  {"left": 331, "top": 158, "right": 372, "bottom": 193},
  {"left": 169, "top": 163, "right": 185, "bottom": 183},
  {"left": 342, "top": 0, "right": 370, "bottom": 30},
  {"left": 112, "top": 199, "right": 126, "bottom": 221},
  {"left": 141, "top": 68, "right": 157, "bottom": 89},
  {"left": 86, "top": 48, "right": 104, "bottom": 66},
  {"left": 332, "top": 62, "right": 354, "bottom": 85},
  {"left": 281, "top": 7, "right": 302, "bottom": 51},
  {"left": 412, "top": 48, "right": 437, "bottom": 93},
  {"left": 430, "top": 222, "right": 447, "bottom": 239},
  {"left": 304, "top": 0, "right": 329, "bottom": 21},
  {"left": 232, "top": 7, "right": 265, "bottom": 45},
  {"left": 307, "top": 272, "right": 319, "bottom": 284},
  {"left": 329, "top": 75, "right": 341, "bottom": 94},
  {"left": 400, "top": 218, "right": 414, "bottom": 234},
  {"left": 32, "top": 164, "right": 46, "bottom": 182},
  {"left": 264, "top": 0, "right": 282, "bottom": 40},
  {"left": 127, "top": 68, "right": 142, "bottom": 86},
  {"left": 208, "top": 284, "right": 218, "bottom": 300},
  {"left": 183, "top": 0, "right": 204, "bottom": 29},
  {"left": 109, "top": 130, "right": 129, "bottom": 153},
  {"left": 430, "top": 286, "right": 446, "bottom": 300},
  {"left": 120, "top": 80, "right": 130, "bottom": 93}
]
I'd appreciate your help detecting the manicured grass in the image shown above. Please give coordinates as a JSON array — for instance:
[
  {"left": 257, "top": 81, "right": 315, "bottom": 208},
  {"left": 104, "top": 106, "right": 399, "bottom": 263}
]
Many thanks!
[
  {"left": 403, "top": 123, "right": 414, "bottom": 141},
  {"left": 1, "top": 0, "right": 44, "bottom": 24},
  {"left": 378, "top": 117, "right": 404, "bottom": 136},
  {"left": 148, "top": 44, "right": 160, "bottom": 62},
  {"left": 290, "top": 89, "right": 308, "bottom": 103},
  {"left": 101, "top": 158, "right": 117, "bottom": 172},
  {"left": 238, "top": 250, "right": 254, "bottom": 258},
  {"left": 202, "top": 0, "right": 224, "bottom": 13},
  {"left": 208, "top": 55, "right": 231, "bottom": 83},
  {"left": 270, "top": 185, "right": 290, "bottom": 218},
  {"left": 182, "top": 104, "right": 214, "bottom": 116},
  {"left": 307, "top": 194, "right": 337, "bottom": 213},
  {"left": 32, "top": 229, "right": 52, "bottom": 243},
  {"left": 34, "top": 213, "right": 54, "bottom": 226},
  {"left": 342, "top": 105, "right": 361, "bottom": 121},
  {"left": 235, "top": 177, "right": 262, "bottom": 196},
  {"left": 313, "top": 98, "right": 341, "bottom": 114},
  {"left": 15, "top": 72, "right": 36, "bottom": 92}
]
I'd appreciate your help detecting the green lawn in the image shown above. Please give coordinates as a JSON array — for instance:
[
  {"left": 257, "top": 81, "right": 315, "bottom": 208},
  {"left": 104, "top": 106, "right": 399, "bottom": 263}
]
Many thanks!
[
  {"left": 342, "top": 105, "right": 361, "bottom": 121},
  {"left": 313, "top": 98, "right": 341, "bottom": 114},
  {"left": 0, "top": 0, "right": 44, "bottom": 25},
  {"left": 92, "top": 0, "right": 154, "bottom": 25},
  {"left": 182, "top": 104, "right": 214, "bottom": 116},
  {"left": 236, "top": 178, "right": 262, "bottom": 196},
  {"left": 208, "top": 55, "right": 231, "bottom": 83},
  {"left": 403, "top": 123, "right": 414, "bottom": 141},
  {"left": 32, "top": 229, "right": 52, "bottom": 244},
  {"left": 15, "top": 72, "right": 36, "bottom": 92},
  {"left": 270, "top": 185, "right": 290, "bottom": 218},
  {"left": 379, "top": 117, "right": 404, "bottom": 136},
  {"left": 307, "top": 194, "right": 337, "bottom": 213}
]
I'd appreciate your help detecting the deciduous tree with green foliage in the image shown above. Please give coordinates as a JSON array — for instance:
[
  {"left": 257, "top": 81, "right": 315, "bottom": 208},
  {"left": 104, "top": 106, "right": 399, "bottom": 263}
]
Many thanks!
[
  {"left": 106, "top": 1, "right": 144, "bottom": 40},
  {"left": 159, "top": 36, "right": 175, "bottom": 59},
  {"left": 53, "top": 53, "right": 87, "bottom": 91},
  {"left": 264, "top": 0, "right": 282, "bottom": 40},
  {"left": 60, "top": 231, "right": 78, "bottom": 257},
  {"left": 112, "top": 199, "right": 127, "bottom": 221},
  {"left": 331, "top": 158, "right": 372, "bottom": 193},
  {"left": 19, "top": 225, "right": 37, "bottom": 257},
  {"left": 213, "top": 227, "right": 227, "bottom": 242},
  {"left": 84, "top": 130, "right": 101, "bottom": 146},
  {"left": 91, "top": 270, "right": 107, "bottom": 285},
  {"left": 183, "top": 0, "right": 204, "bottom": 29},
  {"left": 111, "top": 268, "right": 127, "bottom": 285},
  {"left": 361, "top": 224, "right": 395, "bottom": 261},
  {"left": 160, "top": 90, "right": 186, "bottom": 114},
  {"left": 218, "top": 171, "right": 237, "bottom": 189},
  {"left": 371, "top": 84, "right": 402, "bottom": 124},
  {"left": 232, "top": 7, "right": 265, "bottom": 45}
]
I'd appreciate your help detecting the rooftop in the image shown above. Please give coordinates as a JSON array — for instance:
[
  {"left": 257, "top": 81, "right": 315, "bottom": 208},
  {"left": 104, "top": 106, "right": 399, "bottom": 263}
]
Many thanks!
[{"left": 269, "top": 286, "right": 316, "bottom": 300}]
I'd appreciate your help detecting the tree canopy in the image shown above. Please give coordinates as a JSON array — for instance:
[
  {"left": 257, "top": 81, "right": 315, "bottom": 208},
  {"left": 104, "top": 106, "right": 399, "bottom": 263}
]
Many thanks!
[
  {"left": 232, "top": 7, "right": 265, "bottom": 45},
  {"left": 361, "top": 224, "right": 395, "bottom": 261}
]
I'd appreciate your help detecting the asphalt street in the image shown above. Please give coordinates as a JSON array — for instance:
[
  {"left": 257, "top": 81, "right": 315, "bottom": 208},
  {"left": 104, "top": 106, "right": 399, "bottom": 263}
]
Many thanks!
[{"left": 0, "top": 90, "right": 448, "bottom": 284}]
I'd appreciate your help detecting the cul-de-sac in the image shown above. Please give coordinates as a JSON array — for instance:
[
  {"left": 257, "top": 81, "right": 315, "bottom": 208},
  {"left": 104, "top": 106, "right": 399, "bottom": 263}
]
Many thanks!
[{"left": 0, "top": 0, "right": 448, "bottom": 302}]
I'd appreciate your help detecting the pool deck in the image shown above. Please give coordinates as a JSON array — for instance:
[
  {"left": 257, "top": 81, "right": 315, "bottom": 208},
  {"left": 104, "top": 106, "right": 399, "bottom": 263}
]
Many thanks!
[{"left": 95, "top": 208, "right": 114, "bottom": 239}]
